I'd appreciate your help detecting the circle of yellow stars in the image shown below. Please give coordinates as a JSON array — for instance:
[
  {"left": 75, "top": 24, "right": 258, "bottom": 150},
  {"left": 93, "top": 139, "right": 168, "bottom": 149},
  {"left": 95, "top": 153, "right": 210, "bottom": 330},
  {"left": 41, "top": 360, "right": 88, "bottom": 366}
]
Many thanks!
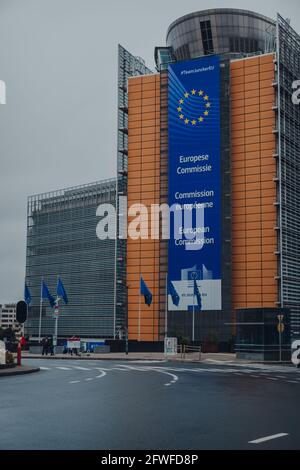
[{"left": 177, "top": 89, "right": 211, "bottom": 126}]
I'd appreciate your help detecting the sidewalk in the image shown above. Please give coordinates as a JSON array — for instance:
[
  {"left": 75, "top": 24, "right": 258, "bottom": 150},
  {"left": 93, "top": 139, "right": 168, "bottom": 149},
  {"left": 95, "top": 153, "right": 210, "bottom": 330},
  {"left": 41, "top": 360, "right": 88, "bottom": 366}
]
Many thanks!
[
  {"left": 21, "top": 351, "right": 294, "bottom": 366},
  {"left": 21, "top": 351, "right": 235, "bottom": 363},
  {"left": 0, "top": 364, "right": 40, "bottom": 378}
]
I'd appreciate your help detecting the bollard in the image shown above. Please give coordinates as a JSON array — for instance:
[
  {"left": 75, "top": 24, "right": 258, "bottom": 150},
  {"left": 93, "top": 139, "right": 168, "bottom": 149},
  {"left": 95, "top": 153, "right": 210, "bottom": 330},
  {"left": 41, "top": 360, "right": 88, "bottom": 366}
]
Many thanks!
[{"left": 17, "top": 343, "right": 22, "bottom": 366}]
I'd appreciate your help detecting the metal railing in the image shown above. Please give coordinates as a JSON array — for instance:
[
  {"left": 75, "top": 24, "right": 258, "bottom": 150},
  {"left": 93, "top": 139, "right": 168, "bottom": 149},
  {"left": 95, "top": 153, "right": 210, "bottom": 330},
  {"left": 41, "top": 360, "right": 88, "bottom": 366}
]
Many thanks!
[{"left": 178, "top": 344, "right": 202, "bottom": 361}]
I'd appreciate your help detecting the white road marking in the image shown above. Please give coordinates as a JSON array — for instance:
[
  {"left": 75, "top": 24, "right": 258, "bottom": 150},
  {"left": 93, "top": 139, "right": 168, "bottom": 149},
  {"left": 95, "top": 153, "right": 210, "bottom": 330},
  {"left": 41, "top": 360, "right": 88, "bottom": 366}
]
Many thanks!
[
  {"left": 95, "top": 370, "right": 106, "bottom": 379},
  {"left": 39, "top": 367, "right": 50, "bottom": 370},
  {"left": 287, "top": 380, "right": 299, "bottom": 384},
  {"left": 131, "top": 360, "right": 167, "bottom": 364},
  {"left": 205, "top": 359, "right": 233, "bottom": 364},
  {"left": 56, "top": 367, "right": 72, "bottom": 370},
  {"left": 116, "top": 364, "right": 179, "bottom": 386},
  {"left": 267, "top": 377, "right": 278, "bottom": 381},
  {"left": 151, "top": 368, "right": 178, "bottom": 386},
  {"left": 69, "top": 380, "right": 80, "bottom": 384},
  {"left": 85, "top": 378, "right": 94, "bottom": 381},
  {"left": 249, "top": 433, "right": 289, "bottom": 444},
  {"left": 72, "top": 366, "right": 91, "bottom": 371},
  {"left": 115, "top": 364, "right": 149, "bottom": 372}
]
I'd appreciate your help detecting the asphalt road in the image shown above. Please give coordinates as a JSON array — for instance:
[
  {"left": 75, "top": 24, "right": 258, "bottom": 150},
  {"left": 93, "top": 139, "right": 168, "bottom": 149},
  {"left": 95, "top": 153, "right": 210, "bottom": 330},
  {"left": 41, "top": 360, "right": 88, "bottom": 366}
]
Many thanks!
[{"left": 1, "top": 358, "right": 300, "bottom": 450}]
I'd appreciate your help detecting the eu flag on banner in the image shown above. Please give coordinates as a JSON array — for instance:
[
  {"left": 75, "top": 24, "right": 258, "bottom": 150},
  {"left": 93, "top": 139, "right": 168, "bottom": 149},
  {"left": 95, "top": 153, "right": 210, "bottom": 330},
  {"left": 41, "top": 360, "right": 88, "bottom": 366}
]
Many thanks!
[
  {"left": 24, "top": 283, "right": 32, "bottom": 306},
  {"left": 168, "top": 279, "right": 180, "bottom": 307},
  {"left": 42, "top": 281, "right": 55, "bottom": 308},
  {"left": 140, "top": 277, "right": 152, "bottom": 307},
  {"left": 57, "top": 277, "right": 68, "bottom": 304},
  {"left": 194, "top": 279, "right": 202, "bottom": 311}
]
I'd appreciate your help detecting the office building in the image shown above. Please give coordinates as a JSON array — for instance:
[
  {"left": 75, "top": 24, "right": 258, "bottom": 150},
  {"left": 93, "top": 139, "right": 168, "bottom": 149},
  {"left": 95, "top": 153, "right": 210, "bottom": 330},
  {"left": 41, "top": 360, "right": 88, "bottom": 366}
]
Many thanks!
[
  {"left": 0, "top": 303, "right": 23, "bottom": 337},
  {"left": 25, "top": 180, "right": 117, "bottom": 339},
  {"left": 126, "top": 9, "right": 300, "bottom": 347}
]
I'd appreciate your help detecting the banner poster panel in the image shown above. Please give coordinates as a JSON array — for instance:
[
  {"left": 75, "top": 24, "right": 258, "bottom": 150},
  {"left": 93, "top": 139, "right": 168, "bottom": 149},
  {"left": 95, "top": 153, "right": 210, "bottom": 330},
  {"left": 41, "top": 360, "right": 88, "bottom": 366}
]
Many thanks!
[{"left": 168, "top": 56, "right": 221, "bottom": 311}]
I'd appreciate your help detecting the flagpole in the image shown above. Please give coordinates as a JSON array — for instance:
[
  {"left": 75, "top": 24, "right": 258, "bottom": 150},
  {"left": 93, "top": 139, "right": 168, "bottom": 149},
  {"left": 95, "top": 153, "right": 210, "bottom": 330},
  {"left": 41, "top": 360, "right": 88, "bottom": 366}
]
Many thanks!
[
  {"left": 54, "top": 296, "right": 59, "bottom": 353},
  {"left": 138, "top": 281, "right": 141, "bottom": 342},
  {"left": 192, "top": 284, "right": 195, "bottom": 343},
  {"left": 165, "top": 273, "right": 168, "bottom": 340},
  {"left": 38, "top": 277, "right": 43, "bottom": 343},
  {"left": 53, "top": 276, "right": 59, "bottom": 353}
]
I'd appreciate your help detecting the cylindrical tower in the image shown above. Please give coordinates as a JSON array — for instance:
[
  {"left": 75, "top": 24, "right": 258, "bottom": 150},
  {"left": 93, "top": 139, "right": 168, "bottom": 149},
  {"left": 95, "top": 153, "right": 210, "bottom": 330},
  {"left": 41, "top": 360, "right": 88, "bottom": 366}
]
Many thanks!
[{"left": 166, "top": 8, "right": 275, "bottom": 61}]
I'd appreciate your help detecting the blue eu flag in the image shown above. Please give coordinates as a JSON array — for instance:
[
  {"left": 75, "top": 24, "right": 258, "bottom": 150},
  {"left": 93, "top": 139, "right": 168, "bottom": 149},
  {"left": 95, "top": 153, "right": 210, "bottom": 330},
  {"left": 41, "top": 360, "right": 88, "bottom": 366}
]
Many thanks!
[
  {"left": 24, "top": 283, "right": 32, "bottom": 306},
  {"left": 42, "top": 281, "right": 55, "bottom": 308},
  {"left": 194, "top": 279, "right": 202, "bottom": 311},
  {"left": 57, "top": 277, "right": 68, "bottom": 304},
  {"left": 168, "top": 279, "right": 180, "bottom": 307},
  {"left": 140, "top": 277, "right": 152, "bottom": 307}
]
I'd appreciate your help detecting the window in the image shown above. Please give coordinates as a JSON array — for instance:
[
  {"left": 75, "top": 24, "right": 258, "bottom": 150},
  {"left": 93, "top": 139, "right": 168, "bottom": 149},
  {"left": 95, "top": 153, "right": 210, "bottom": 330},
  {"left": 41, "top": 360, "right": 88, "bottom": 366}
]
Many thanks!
[
  {"left": 200, "top": 20, "right": 214, "bottom": 55},
  {"left": 229, "top": 36, "right": 259, "bottom": 53},
  {"left": 175, "top": 44, "right": 190, "bottom": 61}
]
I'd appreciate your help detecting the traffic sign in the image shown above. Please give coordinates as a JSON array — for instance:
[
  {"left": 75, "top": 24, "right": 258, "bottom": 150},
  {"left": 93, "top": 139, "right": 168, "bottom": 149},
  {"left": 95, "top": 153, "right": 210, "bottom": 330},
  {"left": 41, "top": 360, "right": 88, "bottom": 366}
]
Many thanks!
[
  {"left": 16, "top": 300, "right": 27, "bottom": 324},
  {"left": 53, "top": 304, "right": 59, "bottom": 318}
]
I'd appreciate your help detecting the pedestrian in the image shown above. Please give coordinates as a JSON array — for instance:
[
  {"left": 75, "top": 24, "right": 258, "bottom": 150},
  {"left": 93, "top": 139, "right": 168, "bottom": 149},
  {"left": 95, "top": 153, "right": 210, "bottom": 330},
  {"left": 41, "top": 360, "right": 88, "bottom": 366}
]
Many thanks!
[
  {"left": 45, "top": 337, "right": 49, "bottom": 356},
  {"left": 69, "top": 335, "right": 79, "bottom": 356},
  {"left": 50, "top": 337, "right": 54, "bottom": 356},
  {"left": 42, "top": 336, "right": 49, "bottom": 356}
]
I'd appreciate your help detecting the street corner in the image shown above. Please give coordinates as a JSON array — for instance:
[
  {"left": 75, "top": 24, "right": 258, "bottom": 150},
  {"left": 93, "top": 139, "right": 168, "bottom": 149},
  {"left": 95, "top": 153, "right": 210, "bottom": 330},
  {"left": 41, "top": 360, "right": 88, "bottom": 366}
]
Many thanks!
[{"left": 0, "top": 365, "right": 40, "bottom": 378}]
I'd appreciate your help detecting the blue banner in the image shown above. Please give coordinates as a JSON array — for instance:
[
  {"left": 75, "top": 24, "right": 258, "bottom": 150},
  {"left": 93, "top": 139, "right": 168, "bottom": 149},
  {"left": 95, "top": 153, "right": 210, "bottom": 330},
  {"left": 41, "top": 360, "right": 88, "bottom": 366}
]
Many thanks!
[{"left": 168, "top": 56, "right": 221, "bottom": 311}]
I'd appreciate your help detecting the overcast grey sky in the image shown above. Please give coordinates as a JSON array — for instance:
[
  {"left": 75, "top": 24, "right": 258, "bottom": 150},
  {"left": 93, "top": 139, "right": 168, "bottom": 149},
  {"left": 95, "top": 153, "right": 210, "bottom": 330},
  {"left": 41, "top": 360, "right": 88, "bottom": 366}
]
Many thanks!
[{"left": 0, "top": 0, "right": 299, "bottom": 303}]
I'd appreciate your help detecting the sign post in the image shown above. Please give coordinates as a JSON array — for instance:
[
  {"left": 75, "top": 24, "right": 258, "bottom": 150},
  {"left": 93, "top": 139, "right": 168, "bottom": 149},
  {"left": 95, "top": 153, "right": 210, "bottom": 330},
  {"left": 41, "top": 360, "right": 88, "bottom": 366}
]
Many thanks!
[
  {"left": 53, "top": 300, "right": 60, "bottom": 353},
  {"left": 164, "top": 337, "right": 178, "bottom": 357},
  {"left": 277, "top": 315, "right": 284, "bottom": 362}
]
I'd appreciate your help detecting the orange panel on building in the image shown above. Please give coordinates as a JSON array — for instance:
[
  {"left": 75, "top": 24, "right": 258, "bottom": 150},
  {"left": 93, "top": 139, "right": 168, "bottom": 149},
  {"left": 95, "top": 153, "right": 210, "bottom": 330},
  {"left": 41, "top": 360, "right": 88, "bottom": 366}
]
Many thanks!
[
  {"left": 127, "top": 73, "right": 161, "bottom": 341},
  {"left": 231, "top": 54, "right": 278, "bottom": 322}
]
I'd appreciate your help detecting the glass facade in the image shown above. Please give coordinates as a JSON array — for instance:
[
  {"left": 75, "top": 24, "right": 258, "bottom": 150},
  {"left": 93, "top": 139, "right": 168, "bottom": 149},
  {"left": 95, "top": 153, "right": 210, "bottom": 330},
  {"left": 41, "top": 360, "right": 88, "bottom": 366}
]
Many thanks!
[
  {"left": 166, "top": 9, "right": 275, "bottom": 60},
  {"left": 154, "top": 47, "right": 175, "bottom": 71},
  {"left": 25, "top": 179, "right": 117, "bottom": 339},
  {"left": 116, "top": 45, "right": 152, "bottom": 337},
  {"left": 276, "top": 15, "right": 300, "bottom": 338}
]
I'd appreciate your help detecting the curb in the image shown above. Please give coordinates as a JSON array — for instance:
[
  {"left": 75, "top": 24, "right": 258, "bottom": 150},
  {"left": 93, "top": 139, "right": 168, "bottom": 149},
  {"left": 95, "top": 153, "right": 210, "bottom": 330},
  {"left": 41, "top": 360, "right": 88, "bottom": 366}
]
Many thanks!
[
  {"left": 23, "top": 355, "right": 166, "bottom": 362},
  {"left": 0, "top": 367, "right": 40, "bottom": 378}
]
